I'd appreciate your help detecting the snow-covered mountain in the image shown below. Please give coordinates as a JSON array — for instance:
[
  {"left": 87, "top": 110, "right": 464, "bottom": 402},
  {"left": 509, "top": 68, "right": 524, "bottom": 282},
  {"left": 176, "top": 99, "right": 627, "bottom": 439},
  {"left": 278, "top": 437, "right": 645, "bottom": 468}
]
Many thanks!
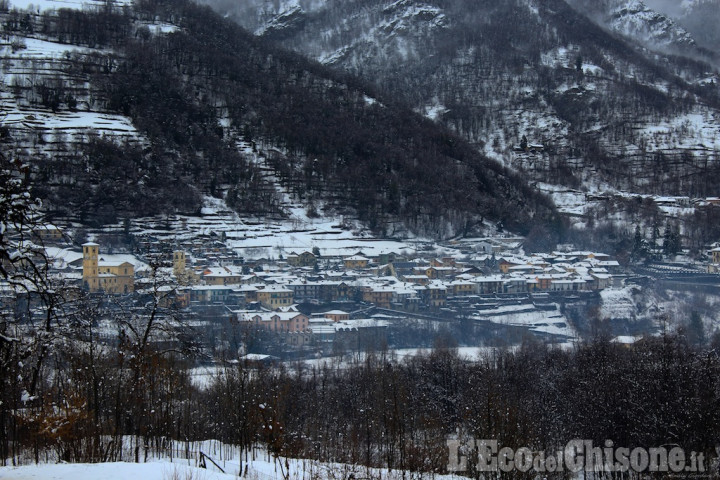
[
  {"left": 4, "top": 0, "right": 720, "bottom": 251},
  {"left": 605, "top": 0, "right": 696, "bottom": 49},
  {"left": 195, "top": 0, "right": 720, "bottom": 251},
  {"left": 218, "top": 0, "right": 720, "bottom": 183}
]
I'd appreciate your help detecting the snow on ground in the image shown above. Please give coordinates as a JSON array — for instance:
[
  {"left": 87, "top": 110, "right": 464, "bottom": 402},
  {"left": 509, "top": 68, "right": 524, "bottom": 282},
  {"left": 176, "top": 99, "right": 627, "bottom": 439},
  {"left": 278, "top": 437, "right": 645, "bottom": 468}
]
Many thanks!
[
  {"left": 608, "top": 0, "right": 694, "bottom": 47},
  {"left": 128, "top": 197, "right": 429, "bottom": 261},
  {"left": 0, "top": 461, "right": 231, "bottom": 480},
  {"left": 1, "top": 36, "right": 99, "bottom": 59},
  {"left": 419, "top": 100, "right": 449, "bottom": 121},
  {"left": 476, "top": 308, "right": 575, "bottom": 339},
  {"left": 0, "top": 35, "right": 141, "bottom": 144},
  {"left": 1, "top": 447, "right": 470, "bottom": 480},
  {"left": 535, "top": 183, "right": 588, "bottom": 217},
  {"left": 44, "top": 246, "right": 83, "bottom": 268},
  {"left": 638, "top": 110, "right": 720, "bottom": 152},
  {"left": 135, "top": 20, "right": 179, "bottom": 35},
  {"left": 600, "top": 286, "right": 638, "bottom": 321},
  {"left": 2, "top": 107, "right": 138, "bottom": 138}
]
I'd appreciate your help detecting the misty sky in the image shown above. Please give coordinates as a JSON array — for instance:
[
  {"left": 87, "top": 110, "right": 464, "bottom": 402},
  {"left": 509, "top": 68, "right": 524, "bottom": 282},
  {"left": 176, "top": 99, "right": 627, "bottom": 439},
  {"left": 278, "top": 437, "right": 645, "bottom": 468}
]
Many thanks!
[{"left": 643, "top": 0, "right": 685, "bottom": 17}]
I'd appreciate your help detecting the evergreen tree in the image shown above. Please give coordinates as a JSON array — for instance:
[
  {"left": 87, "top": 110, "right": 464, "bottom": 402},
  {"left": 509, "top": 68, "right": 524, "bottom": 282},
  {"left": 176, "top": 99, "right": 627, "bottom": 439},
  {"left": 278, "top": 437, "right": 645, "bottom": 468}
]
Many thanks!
[
  {"left": 632, "top": 225, "right": 645, "bottom": 261},
  {"left": 663, "top": 220, "right": 673, "bottom": 257},
  {"left": 663, "top": 221, "right": 681, "bottom": 257},
  {"left": 687, "top": 311, "right": 706, "bottom": 346},
  {"left": 650, "top": 219, "right": 661, "bottom": 257}
]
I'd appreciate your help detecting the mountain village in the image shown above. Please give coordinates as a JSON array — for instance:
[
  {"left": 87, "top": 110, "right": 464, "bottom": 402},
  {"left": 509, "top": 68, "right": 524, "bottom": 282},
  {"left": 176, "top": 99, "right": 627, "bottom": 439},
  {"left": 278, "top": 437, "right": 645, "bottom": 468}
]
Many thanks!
[{"left": 25, "top": 220, "right": 638, "bottom": 352}]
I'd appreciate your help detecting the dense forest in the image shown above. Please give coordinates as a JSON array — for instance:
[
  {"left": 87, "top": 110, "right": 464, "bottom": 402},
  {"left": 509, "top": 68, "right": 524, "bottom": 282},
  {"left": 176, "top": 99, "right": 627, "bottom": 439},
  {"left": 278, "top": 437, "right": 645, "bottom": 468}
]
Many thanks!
[{"left": 2, "top": 0, "right": 559, "bottom": 237}]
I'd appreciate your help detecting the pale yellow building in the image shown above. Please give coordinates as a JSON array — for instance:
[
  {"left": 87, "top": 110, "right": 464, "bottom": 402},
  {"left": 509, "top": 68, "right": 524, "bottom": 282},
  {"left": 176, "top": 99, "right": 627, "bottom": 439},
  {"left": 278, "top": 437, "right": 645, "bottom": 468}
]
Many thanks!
[
  {"left": 82, "top": 242, "right": 134, "bottom": 294},
  {"left": 712, "top": 247, "right": 720, "bottom": 265},
  {"left": 173, "top": 251, "right": 186, "bottom": 276},
  {"left": 172, "top": 250, "right": 196, "bottom": 284},
  {"left": 256, "top": 285, "right": 294, "bottom": 310},
  {"left": 343, "top": 255, "right": 369, "bottom": 270}
]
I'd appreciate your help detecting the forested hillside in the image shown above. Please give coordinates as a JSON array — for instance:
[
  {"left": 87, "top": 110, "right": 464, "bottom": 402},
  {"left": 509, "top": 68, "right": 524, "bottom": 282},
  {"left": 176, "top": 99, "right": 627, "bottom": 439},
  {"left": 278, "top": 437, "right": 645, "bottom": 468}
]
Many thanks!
[
  {"left": 207, "top": 0, "right": 720, "bottom": 250},
  {"left": 1, "top": 0, "right": 558, "bottom": 237}
]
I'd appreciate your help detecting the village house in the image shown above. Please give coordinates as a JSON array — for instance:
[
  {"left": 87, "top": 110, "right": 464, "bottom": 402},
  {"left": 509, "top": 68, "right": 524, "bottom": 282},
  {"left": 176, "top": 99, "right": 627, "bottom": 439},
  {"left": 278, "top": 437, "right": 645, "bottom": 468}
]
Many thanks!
[
  {"left": 190, "top": 285, "right": 240, "bottom": 304},
  {"left": 375, "top": 252, "right": 400, "bottom": 265},
  {"left": 239, "top": 310, "right": 309, "bottom": 333},
  {"left": 390, "top": 261, "right": 418, "bottom": 277},
  {"left": 287, "top": 279, "right": 323, "bottom": 302},
  {"left": 450, "top": 279, "right": 477, "bottom": 296},
  {"left": 503, "top": 277, "right": 528, "bottom": 294},
  {"left": 323, "top": 310, "right": 350, "bottom": 322},
  {"left": 392, "top": 286, "right": 421, "bottom": 311},
  {"left": 712, "top": 247, "right": 720, "bottom": 265},
  {"left": 499, "top": 258, "right": 525, "bottom": 274},
  {"left": 423, "top": 281, "right": 447, "bottom": 308},
  {"left": 361, "top": 285, "right": 395, "bottom": 308},
  {"left": 35, "top": 225, "right": 64, "bottom": 244},
  {"left": 256, "top": 284, "right": 294, "bottom": 309},
  {"left": 534, "top": 274, "right": 553, "bottom": 291},
  {"left": 476, "top": 275, "right": 504, "bottom": 294},
  {"left": 344, "top": 254, "right": 370, "bottom": 269},
  {"left": 403, "top": 274, "right": 430, "bottom": 285},
  {"left": 287, "top": 251, "right": 317, "bottom": 267},
  {"left": 425, "top": 266, "right": 455, "bottom": 279},
  {"left": 202, "top": 266, "right": 245, "bottom": 286},
  {"left": 475, "top": 241, "right": 495, "bottom": 254}
]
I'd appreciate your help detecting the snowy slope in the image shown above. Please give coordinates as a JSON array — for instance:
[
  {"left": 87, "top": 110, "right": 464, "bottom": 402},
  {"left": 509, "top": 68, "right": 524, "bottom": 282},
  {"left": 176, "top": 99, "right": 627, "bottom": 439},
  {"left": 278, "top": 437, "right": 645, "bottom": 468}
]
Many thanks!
[{"left": 0, "top": 23, "right": 146, "bottom": 158}]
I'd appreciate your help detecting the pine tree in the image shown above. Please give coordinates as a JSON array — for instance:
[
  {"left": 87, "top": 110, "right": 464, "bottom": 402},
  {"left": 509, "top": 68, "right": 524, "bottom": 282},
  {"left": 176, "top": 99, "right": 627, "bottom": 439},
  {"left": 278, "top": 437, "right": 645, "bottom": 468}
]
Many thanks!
[
  {"left": 687, "top": 311, "right": 706, "bottom": 346},
  {"left": 650, "top": 219, "right": 661, "bottom": 257},
  {"left": 663, "top": 221, "right": 682, "bottom": 258},
  {"left": 663, "top": 220, "right": 673, "bottom": 257},
  {"left": 632, "top": 225, "right": 645, "bottom": 260}
]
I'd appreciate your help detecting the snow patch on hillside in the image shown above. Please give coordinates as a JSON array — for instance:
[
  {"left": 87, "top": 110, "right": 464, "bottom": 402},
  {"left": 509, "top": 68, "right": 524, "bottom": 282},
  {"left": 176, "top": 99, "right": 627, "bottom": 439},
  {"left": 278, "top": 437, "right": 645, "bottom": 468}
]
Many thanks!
[
  {"left": 125, "top": 196, "right": 427, "bottom": 262},
  {"left": 638, "top": 110, "right": 720, "bottom": 151},
  {"left": 540, "top": 45, "right": 580, "bottom": 69},
  {"left": 315, "top": 1, "right": 448, "bottom": 66},
  {"left": 420, "top": 100, "right": 449, "bottom": 121},
  {"left": 9, "top": 0, "right": 132, "bottom": 12},
  {"left": 600, "top": 286, "right": 639, "bottom": 321},
  {"left": 1, "top": 36, "right": 98, "bottom": 58},
  {"left": 536, "top": 183, "right": 588, "bottom": 217},
  {"left": 478, "top": 307, "right": 576, "bottom": 339}
]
